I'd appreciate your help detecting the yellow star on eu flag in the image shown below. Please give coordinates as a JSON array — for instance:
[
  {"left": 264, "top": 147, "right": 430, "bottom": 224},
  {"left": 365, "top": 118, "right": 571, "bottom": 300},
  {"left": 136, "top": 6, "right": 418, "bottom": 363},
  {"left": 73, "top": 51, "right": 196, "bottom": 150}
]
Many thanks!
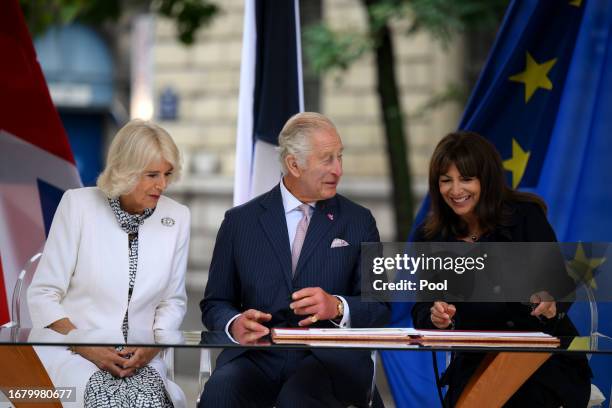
[
  {"left": 509, "top": 52, "right": 557, "bottom": 103},
  {"left": 503, "top": 139, "right": 530, "bottom": 188},
  {"left": 567, "top": 243, "right": 606, "bottom": 289},
  {"left": 569, "top": 0, "right": 583, "bottom": 7}
]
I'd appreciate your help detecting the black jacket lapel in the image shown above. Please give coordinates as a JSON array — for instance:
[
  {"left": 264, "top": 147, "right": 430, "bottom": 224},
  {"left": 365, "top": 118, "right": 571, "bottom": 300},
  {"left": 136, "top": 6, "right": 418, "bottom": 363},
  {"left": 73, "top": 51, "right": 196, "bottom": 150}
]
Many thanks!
[{"left": 259, "top": 185, "right": 293, "bottom": 290}]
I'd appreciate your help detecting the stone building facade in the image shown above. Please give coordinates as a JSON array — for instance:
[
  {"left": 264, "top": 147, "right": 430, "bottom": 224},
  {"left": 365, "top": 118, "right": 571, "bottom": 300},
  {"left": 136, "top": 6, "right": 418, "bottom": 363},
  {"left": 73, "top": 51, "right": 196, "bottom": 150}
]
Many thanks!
[{"left": 152, "top": 0, "right": 463, "bottom": 293}]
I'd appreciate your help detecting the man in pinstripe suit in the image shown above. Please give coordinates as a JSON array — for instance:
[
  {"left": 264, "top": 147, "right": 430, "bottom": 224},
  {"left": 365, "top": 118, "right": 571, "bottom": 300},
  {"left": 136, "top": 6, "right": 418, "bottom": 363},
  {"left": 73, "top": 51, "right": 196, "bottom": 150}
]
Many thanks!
[{"left": 200, "top": 112, "right": 390, "bottom": 407}]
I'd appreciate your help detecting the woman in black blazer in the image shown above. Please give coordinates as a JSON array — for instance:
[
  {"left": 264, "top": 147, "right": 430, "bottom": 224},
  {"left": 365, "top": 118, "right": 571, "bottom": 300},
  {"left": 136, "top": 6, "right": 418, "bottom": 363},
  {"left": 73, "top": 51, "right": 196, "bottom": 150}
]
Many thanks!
[{"left": 411, "top": 131, "right": 591, "bottom": 407}]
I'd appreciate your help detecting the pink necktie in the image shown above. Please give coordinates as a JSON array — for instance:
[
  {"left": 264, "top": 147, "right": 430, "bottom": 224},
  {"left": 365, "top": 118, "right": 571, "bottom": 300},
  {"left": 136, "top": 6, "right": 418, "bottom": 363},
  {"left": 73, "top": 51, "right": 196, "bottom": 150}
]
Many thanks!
[{"left": 291, "top": 204, "right": 311, "bottom": 274}]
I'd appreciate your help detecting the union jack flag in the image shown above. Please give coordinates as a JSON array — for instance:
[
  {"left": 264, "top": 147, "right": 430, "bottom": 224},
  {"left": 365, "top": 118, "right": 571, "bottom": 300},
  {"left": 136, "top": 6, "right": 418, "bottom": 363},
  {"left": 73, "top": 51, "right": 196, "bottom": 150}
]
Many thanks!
[{"left": 0, "top": 0, "right": 81, "bottom": 325}]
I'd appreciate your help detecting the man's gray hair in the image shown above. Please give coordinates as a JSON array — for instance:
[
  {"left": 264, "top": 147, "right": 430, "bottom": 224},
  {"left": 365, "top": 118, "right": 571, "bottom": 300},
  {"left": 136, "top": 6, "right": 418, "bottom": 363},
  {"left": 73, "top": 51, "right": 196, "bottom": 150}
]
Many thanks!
[{"left": 278, "top": 112, "right": 337, "bottom": 174}]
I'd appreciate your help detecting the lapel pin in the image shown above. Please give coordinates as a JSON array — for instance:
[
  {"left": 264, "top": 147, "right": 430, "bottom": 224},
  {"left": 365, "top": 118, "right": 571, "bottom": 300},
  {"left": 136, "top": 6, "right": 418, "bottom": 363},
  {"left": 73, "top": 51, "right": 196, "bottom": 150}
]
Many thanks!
[
  {"left": 327, "top": 213, "right": 334, "bottom": 221},
  {"left": 161, "top": 217, "right": 175, "bottom": 227}
]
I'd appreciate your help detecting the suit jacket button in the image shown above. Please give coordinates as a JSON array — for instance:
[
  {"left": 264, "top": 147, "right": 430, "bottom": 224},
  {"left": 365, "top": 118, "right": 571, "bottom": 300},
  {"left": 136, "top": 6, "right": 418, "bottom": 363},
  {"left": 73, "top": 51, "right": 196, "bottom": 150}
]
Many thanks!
[{"left": 506, "top": 320, "right": 515, "bottom": 328}]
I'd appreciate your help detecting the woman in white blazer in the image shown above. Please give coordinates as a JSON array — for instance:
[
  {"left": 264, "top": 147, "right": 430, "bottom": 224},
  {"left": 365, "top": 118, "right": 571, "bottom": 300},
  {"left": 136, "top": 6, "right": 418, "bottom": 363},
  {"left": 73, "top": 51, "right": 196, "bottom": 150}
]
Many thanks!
[{"left": 28, "top": 119, "right": 190, "bottom": 408}]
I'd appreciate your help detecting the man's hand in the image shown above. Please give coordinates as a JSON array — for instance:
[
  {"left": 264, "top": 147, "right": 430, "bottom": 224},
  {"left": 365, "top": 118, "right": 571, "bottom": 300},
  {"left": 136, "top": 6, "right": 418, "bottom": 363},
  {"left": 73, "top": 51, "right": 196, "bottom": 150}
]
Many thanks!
[
  {"left": 290, "top": 287, "right": 340, "bottom": 326},
  {"left": 74, "top": 347, "right": 131, "bottom": 378},
  {"left": 530, "top": 291, "right": 557, "bottom": 319},
  {"left": 230, "top": 309, "right": 272, "bottom": 344},
  {"left": 430, "top": 301, "right": 456, "bottom": 329},
  {"left": 117, "top": 347, "right": 161, "bottom": 377}
]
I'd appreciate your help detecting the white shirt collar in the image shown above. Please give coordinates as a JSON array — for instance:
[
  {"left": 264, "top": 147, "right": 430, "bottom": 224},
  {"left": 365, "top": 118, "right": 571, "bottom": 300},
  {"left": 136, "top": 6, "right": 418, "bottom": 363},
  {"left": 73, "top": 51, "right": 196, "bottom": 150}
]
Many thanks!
[{"left": 280, "top": 178, "right": 315, "bottom": 214}]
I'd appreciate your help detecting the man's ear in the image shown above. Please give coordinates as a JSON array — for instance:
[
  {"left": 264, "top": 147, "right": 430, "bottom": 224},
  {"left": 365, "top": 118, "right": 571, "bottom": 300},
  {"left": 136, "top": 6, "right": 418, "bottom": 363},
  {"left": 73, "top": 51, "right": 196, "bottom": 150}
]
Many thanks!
[{"left": 285, "top": 155, "right": 301, "bottom": 177}]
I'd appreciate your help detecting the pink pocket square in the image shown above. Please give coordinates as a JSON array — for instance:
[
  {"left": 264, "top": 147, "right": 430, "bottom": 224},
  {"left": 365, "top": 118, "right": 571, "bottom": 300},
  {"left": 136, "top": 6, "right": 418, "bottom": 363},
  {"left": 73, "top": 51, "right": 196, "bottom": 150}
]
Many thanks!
[{"left": 331, "top": 238, "right": 349, "bottom": 248}]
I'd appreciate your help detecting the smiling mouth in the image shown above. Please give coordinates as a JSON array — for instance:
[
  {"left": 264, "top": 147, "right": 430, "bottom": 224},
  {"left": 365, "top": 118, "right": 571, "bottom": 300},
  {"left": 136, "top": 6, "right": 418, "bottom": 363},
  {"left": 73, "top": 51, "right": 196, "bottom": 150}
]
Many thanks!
[{"left": 450, "top": 195, "right": 470, "bottom": 204}]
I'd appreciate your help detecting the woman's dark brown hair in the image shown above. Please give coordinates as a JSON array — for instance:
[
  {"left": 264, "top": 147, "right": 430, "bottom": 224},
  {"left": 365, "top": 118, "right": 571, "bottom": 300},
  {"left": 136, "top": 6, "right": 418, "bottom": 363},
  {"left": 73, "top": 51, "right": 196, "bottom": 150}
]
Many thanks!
[{"left": 423, "top": 131, "right": 546, "bottom": 240}]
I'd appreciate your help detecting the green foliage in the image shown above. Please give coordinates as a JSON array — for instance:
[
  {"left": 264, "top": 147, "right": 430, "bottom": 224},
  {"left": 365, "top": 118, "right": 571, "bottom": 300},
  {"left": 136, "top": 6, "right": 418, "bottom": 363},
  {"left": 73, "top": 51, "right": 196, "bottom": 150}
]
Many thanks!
[
  {"left": 303, "top": 0, "right": 508, "bottom": 119},
  {"left": 152, "top": 0, "right": 219, "bottom": 44},
  {"left": 303, "top": 0, "right": 508, "bottom": 75},
  {"left": 20, "top": 0, "right": 123, "bottom": 35},
  {"left": 19, "top": 0, "right": 218, "bottom": 45},
  {"left": 409, "top": 82, "right": 469, "bottom": 119},
  {"left": 303, "top": 24, "right": 373, "bottom": 74},
  {"left": 303, "top": 0, "right": 405, "bottom": 75},
  {"left": 367, "top": 0, "right": 410, "bottom": 33},
  {"left": 407, "top": 0, "right": 508, "bottom": 43}
]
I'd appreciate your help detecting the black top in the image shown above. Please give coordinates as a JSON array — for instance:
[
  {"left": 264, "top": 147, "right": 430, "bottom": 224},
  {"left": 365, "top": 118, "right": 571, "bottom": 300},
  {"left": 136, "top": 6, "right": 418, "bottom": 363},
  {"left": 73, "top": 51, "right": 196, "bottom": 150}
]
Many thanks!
[
  {"left": 412, "top": 200, "right": 576, "bottom": 335},
  {"left": 411, "top": 200, "right": 592, "bottom": 407}
]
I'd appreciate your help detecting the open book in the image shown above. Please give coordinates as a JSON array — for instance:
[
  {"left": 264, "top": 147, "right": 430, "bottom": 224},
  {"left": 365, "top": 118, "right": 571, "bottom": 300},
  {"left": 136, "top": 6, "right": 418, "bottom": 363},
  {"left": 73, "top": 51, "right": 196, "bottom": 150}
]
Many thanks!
[{"left": 271, "top": 327, "right": 560, "bottom": 347}]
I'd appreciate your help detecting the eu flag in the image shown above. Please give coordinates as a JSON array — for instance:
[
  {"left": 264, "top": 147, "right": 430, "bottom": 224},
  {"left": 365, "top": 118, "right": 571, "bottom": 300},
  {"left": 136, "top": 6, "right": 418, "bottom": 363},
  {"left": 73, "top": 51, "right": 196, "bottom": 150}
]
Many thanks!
[{"left": 382, "top": 0, "right": 612, "bottom": 405}]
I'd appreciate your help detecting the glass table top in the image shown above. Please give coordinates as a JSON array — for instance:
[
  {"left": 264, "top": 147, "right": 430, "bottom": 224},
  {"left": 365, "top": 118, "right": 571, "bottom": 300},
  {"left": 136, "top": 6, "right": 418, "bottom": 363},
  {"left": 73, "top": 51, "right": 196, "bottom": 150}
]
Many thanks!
[{"left": 1, "top": 327, "right": 611, "bottom": 354}]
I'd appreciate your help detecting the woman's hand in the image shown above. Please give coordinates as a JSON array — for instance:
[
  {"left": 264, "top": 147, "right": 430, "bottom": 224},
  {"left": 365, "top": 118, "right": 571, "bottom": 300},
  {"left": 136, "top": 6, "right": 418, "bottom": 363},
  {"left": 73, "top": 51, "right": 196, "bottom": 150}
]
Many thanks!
[
  {"left": 530, "top": 291, "right": 557, "bottom": 319},
  {"left": 117, "top": 347, "right": 161, "bottom": 377},
  {"left": 430, "top": 301, "right": 456, "bottom": 329},
  {"left": 74, "top": 347, "right": 132, "bottom": 378}
]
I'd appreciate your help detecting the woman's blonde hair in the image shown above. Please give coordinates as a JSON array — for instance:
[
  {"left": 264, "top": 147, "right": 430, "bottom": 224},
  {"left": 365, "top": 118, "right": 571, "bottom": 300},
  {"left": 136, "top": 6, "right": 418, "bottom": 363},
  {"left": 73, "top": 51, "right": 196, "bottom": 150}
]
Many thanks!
[{"left": 97, "top": 119, "right": 181, "bottom": 198}]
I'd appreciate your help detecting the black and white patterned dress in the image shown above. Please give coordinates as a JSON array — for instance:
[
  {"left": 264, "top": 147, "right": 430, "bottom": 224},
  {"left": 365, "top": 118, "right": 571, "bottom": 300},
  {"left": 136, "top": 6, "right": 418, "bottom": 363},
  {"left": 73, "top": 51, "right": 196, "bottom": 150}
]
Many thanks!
[{"left": 83, "top": 198, "right": 173, "bottom": 408}]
